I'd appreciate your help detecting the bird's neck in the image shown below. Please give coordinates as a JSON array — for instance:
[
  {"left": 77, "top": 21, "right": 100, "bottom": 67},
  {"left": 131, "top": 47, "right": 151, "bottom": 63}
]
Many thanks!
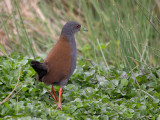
[
  {"left": 59, "top": 34, "right": 76, "bottom": 52},
  {"left": 60, "top": 33, "right": 75, "bottom": 43}
]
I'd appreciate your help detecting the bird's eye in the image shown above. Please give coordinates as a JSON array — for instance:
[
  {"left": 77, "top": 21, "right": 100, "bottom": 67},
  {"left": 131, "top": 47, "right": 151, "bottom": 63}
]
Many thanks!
[{"left": 76, "top": 25, "right": 80, "bottom": 28}]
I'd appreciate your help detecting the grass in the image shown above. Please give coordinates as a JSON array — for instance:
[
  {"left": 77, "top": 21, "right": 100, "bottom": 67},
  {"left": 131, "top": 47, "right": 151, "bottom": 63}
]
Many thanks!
[
  {"left": 0, "top": 0, "right": 160, "bottom": 69},
  {"left": 0, "top": 54, "right": 160, "bottom": 119}
]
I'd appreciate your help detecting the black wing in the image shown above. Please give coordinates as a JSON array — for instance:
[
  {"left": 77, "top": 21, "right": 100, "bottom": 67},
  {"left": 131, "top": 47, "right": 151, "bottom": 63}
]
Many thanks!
[{"left": 31, "top": 60, "right": 48, "bottom": 81}]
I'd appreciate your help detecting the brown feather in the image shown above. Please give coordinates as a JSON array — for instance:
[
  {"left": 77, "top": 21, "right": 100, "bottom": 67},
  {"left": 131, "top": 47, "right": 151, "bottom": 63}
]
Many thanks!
[{"left": 42, "top": 35, "right": 72, "bottom": 84}]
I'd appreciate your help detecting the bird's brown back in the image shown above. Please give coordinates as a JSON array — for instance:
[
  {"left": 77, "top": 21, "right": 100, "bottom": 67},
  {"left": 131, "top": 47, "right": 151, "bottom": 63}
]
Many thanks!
[{"left": 42, "top": 35, "right": 72, "bottom": 85}]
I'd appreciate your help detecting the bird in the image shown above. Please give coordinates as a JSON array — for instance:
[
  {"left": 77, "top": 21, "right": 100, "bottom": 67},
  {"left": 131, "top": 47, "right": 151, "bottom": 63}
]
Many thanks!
[{"left": 31, "top": 21, "right": 88, "bottom": 110}]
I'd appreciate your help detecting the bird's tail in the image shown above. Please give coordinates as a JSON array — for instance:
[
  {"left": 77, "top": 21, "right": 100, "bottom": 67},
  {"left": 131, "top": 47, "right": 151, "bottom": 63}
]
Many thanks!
[{"left": 31, "top": 60, "right": 48, "bottom": 81}]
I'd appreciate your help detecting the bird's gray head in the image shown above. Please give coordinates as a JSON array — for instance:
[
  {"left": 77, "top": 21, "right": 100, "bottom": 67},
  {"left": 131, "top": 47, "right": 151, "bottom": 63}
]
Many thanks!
[
  {"left": 61, "top": 21, "right": 88, "bottom": 38},
  {"left": 61, "top": 21, "right": 81, "bottom": 37}
]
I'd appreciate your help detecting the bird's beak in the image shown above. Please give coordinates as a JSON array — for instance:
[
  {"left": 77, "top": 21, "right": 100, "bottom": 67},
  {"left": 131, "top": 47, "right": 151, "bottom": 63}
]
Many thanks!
[{"left": 80, "top": 26, "right": 88, "bottom": 32}]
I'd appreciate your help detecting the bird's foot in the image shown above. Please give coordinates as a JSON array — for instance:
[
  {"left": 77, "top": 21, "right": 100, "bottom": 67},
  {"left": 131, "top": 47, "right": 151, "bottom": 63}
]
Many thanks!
[{"left": 56, "top": 105, "right": 62, "bottom": 110}]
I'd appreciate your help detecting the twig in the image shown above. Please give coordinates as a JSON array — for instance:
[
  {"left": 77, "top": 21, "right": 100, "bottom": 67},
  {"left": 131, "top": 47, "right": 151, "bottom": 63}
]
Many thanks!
[
  {"left": 0, "top": 65, "right": 21, "bottom": 105},
  {"left": 137, "top": 89, "right": 155, "bottom": 100},
  {"left": 96, "top": 38, "right": 110, "bottom": 71},
  {"left": 8, "top": 85, "right": 23, "bottom": 101}
]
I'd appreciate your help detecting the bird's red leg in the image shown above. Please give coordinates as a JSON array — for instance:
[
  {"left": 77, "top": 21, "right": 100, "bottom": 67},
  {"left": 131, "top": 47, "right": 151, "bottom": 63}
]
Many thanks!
[
  {"left": 51, "top": 85, "right": 58, "bottom": 101},
  {"left": 48, "top": 90, "right": 56, "bottom": 101},
  {"left": 56, "top": 88, "right": 63, "bottom": 110}
]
